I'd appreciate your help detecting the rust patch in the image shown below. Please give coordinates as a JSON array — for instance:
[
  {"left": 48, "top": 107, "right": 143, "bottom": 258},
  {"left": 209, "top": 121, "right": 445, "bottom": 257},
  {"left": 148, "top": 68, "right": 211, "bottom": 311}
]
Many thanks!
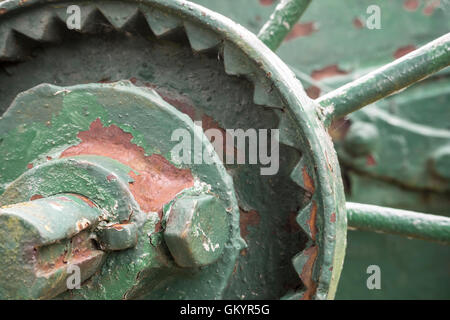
[
  {"left": 366, "top": 154, "right": 376, "bottom": 166},
  {"left": 129, "top": 77, "right": 138, "bottom": 84},
  {"left": 109, "top": 223, "right": 130, "bottom": 231},
  {"left": 27, "top": 163, "right": 33, "bottom": 169},
  {"left": 239, "top": 208, "right": 260, "bottom": 240},
  {"left": 159, "top": 93, "right": 197, "bottom": 121},
  {"left": 30, "top": 194, "right": 44, "bottom": 201},
  {"left": 259, "top": 0, "right": 275, "bottom": 6},
  {"left": 38, "top": 251, "right": 68, "bottom": 275},
  {"left": 394, "top": 45, "right": 416, "bottom": 59},
  {"left": 423, "top": 0, "right": 440, "bottom": 15},
  {"left": 302, "top": 166, "right": 315, "bottom": 194},
  {"left": 353, "top": 17, "right": 364, "bottom": 29},
  {"left": 69, "top": 194, "right": 96, "bottom": 208},
  {"left": 308, "top": 201, "right": 318, "bottom": 241},
  {"left": 106, "top": 174, "right": 117, "bottom": 182},
  {"left": 305, "top": 85, "right": 321, "bottom": 99},
  {"left": 330, "top": 212, "right": 336, "bottom": 223},
  {"left": 61, "top": 119, "right": 194, "bottom": 213},
  {"left": 284, "top": 22, "right": 317, "bottom": 42},
  {"left": 404, "top": 0, "right": 420, "bottom": 11},
  {"left": 299, "top": 245, "right": 318, "bottom": 300},
  {"left": 37, "top": 233, "right": 100, "bottom": 276},
  {"left": 311, "top": 65, "right": 348, "bottom": 81},
  {"left": 0, "top": 9, "right": 7, "bottom": 15},
  {"left": 328, "top": 118, "right": 351, "bottom": 141}
]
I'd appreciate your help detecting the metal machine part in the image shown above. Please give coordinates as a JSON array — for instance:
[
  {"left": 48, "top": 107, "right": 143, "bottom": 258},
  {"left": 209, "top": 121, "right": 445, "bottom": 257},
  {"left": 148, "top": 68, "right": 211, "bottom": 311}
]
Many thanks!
[{"left": 0, "top": 0, "right": 448, "bottom": 300}]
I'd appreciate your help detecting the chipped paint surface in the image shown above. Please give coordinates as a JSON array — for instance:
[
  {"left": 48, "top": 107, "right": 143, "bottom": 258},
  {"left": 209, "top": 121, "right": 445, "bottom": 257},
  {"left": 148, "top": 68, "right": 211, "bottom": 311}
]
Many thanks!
[
  {"left": 62, "top": 119, "right": 194, "bottom": 213},
  {"left": 0, "top": 0, "right": 347, "bottom": 300}
]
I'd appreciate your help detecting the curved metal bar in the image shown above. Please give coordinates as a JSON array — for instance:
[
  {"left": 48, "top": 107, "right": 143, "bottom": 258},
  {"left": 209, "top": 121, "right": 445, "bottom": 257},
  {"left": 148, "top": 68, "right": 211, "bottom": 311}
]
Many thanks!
[
  {"left": 257, "top": 0, "right": 312, "bottom": 51},
  {"left": 346, "top": 202, "right": 450, "bottom": 245},
  {"left": 317, "top": 33, "right": 450, "bottom": 126}
]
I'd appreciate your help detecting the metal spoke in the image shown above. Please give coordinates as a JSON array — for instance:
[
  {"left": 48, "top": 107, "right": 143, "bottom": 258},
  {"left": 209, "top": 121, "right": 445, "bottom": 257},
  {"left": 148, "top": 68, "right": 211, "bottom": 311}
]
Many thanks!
[
  {"left": 346, "top": 202, "right": 450, "bottom": 245},
  {"left": 258, "top": 0, "right": 312, "bottom": 51},
  {"left": 317, "top": 33, "right": 450, "bottom": 126}
]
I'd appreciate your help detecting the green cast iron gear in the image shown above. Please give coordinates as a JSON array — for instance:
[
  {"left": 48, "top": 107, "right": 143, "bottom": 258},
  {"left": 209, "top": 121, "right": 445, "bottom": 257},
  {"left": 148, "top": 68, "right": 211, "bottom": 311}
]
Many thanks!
[
  {"left": 0, "top": 81, "right": 242, "bottom": 299},
  {"left": 0, "top": 0, "right": 346, "bottom": 299}
]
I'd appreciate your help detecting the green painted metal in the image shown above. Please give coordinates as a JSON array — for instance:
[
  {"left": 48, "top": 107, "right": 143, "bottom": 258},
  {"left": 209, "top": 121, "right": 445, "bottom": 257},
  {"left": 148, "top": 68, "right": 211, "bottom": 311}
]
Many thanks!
[
  {"left": 317, "top": 33, "right": 450, "bottom": 125},
  {"left": 2, "top": 0, "right": 448, "bottom": 301},
  {"left": 164, "top": 194, "right": 229, "bottom": 267},
  {"left": 97, "top": 224, "right": 139, "bottom": 251},
  {"left": 188, "top": 0, "right": 450, "bottom": 300},
  {"left": 0, "top": 80, "right": 242, "bottom": 299},
  {"left": 0, "top": 0, "right": 348, "bottom": 300},
  {"left": 257, "top": 0, "right": 312, "bottom": 51},
  {"left": 346, "top": 202, "right": 450, "bottom": 245},
  {"left": 0, "top": 194, "right": 105, "bottom": 299}
]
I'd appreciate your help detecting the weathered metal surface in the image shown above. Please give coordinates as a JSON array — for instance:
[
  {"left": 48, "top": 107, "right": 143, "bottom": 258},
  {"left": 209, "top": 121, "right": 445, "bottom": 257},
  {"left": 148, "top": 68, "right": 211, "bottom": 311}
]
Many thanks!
[
  {"left": 0, "top": 0, "right": 348, "bottom": 300},
  {"left": 346, "top": 202, "right": 450, "bottom": 244},
  {"left": 2, "top": 0, "right": 448, "bottom": 301},
  {"left": 0, "top": 80, "right": 243, "bottom": 299},
  {"left": 0, "top": 0, "right": 349, "bottom": 300},
  {"left": 0, "top": 194, "right": 105, "bottom": 299},
  {"left": 257, "top": 0, "right": 311, "bottom": 51}
]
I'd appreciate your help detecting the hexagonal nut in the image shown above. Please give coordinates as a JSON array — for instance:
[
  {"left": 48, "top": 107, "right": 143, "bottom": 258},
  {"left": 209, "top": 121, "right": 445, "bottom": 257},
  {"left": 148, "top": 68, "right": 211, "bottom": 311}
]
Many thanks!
[{"left": 163, "top": 194, "right": 229, "bottom": 268}]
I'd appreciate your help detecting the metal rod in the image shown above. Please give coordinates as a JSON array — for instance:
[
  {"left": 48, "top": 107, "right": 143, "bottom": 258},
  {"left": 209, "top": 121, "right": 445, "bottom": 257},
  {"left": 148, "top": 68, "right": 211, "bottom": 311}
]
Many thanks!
[
  {"left": 346, "top": 202, "right": 450, "bottom": 245},
  {"left": 317, "top": 33, "right": 450, "bottom": 126},
  {"left": 257, "top": 0, "right": 312, "bottom": 51}
]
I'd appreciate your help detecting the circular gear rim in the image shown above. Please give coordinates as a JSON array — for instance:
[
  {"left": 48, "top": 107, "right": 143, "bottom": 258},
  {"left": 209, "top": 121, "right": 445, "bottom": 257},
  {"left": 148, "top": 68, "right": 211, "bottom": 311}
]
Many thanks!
[{"left": 0, "top": 0, "right": 347, "bottom": 300}]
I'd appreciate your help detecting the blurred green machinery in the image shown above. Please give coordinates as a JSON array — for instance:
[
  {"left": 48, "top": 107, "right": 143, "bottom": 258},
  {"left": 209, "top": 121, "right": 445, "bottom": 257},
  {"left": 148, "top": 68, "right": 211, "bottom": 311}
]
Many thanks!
[{"left": 0, "top": 0, "right": 448, "bottom": 299}]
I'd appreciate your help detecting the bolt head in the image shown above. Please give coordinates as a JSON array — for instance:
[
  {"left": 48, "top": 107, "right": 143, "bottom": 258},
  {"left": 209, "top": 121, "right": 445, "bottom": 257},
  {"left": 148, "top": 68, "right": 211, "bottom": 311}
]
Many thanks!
[{"left": 164, "top": 194, "right": 229, "bottom": 268}]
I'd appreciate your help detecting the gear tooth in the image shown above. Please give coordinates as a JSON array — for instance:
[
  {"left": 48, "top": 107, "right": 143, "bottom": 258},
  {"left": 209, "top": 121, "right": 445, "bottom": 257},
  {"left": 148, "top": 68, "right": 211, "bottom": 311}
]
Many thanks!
[
  {"left": 290, "top": 157, "right": 315, "bottom": 194},
  {"left": 0, "top": 29, "right": 27, "bottom": 61},
  {"left": 143, "top": 7, "right": 182, "bottom": 37},
  {"left": 275, "top": 109, "right": 299, "bottom": 147},
  {"left": 223, "top": 41, "right": 254, "bottom": 76},
  {"left": 184, "top": 21, "right": 221, "bottom": 52},
  {"left": 296, "top": 201, "right": 315, "bottom": 239},
  {"left": 252, "top": 76, "right": 283, "bottom": 108},
  {"left": 96, "top": 3, "right": 139, "bottom": 29},
  {"left": 292, "top": 243, "right": 318, "bottom": 292},
  {"left": 292, "top": 245, "right": 312, "bottom": 276},
  {"left": 12, "top": 10, "right": 62, "bottom": 42}
]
